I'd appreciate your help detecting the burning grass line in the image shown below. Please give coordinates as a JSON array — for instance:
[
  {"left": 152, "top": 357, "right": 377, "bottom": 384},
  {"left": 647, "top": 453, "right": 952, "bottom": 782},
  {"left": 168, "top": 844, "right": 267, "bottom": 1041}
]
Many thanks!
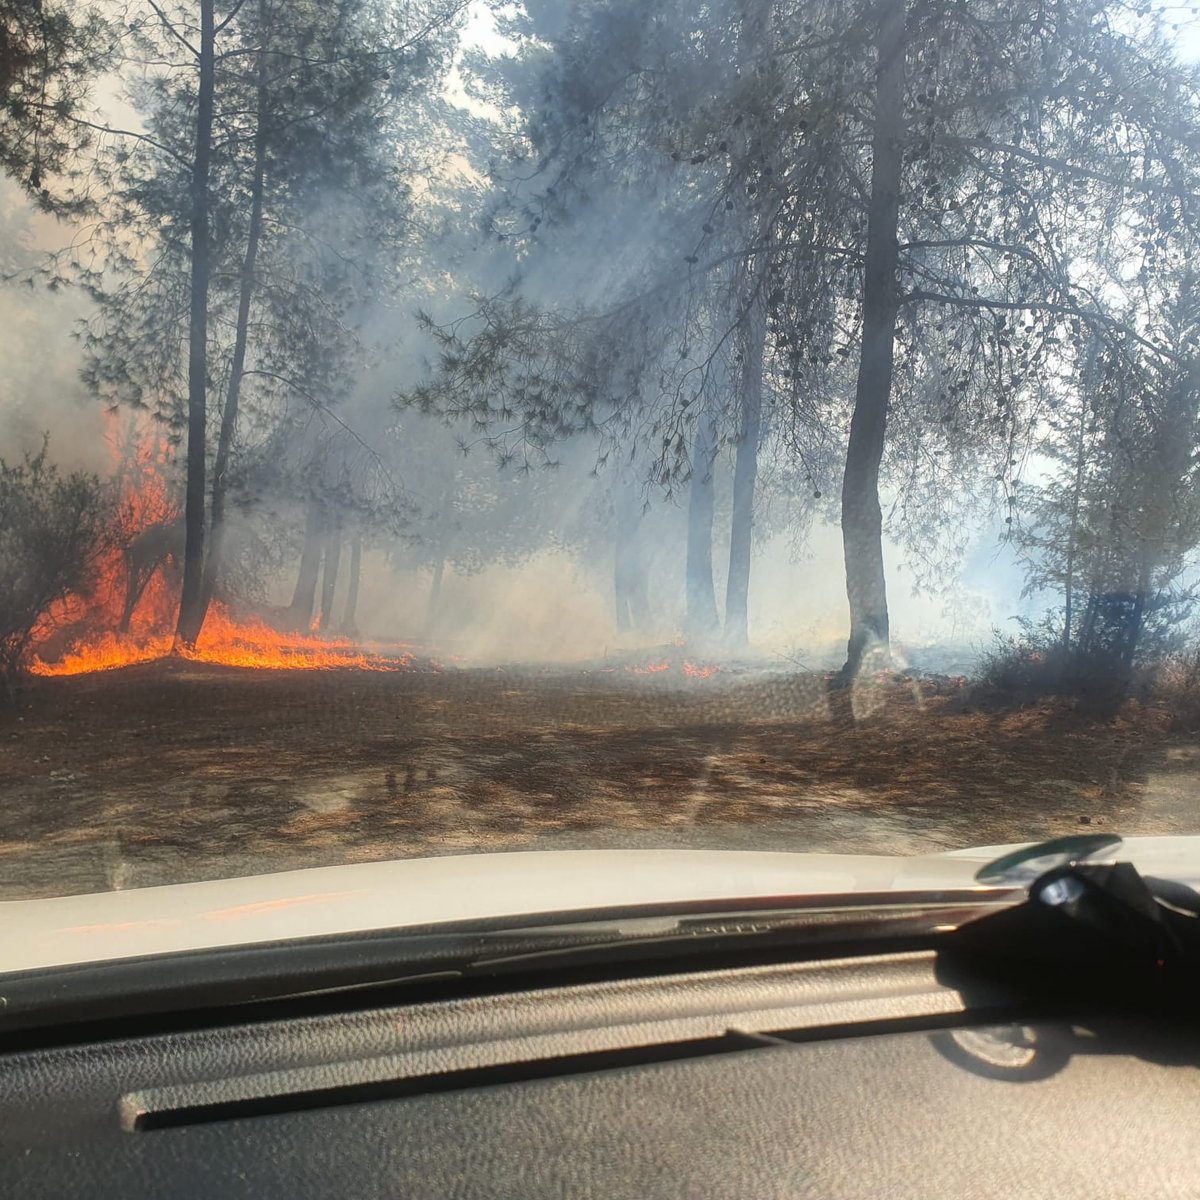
[{"left": 31, "top": 611, "right": 416, "bottom": 676}]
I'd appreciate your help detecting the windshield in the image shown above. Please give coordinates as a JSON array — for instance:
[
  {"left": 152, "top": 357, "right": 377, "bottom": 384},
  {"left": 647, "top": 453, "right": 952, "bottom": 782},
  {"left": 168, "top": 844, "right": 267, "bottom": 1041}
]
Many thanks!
[{"left": 2, "top": 0, "right": 1200, "bottom": 913}]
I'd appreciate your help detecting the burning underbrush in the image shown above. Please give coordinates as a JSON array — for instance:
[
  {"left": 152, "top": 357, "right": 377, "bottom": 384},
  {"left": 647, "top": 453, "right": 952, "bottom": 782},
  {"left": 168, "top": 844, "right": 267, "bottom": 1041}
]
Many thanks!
[
  {"left": 24, "top": 433, "right": 416, "bottom": 678},
  {"left": 30, "top": 605, "right": 417, "bottom": 676},
  {"left": 622, "top": 657, "right": 723, "bottom": 680},
  {"left": 16, "top": 431, "right": 725, "bottom": 683}
]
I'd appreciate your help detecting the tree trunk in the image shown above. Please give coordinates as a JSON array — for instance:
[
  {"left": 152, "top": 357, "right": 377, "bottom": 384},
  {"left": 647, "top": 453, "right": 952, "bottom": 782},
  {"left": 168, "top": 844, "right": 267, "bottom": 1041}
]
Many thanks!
[
  {"left": 614, "top": 475, "right": 651, "bottom": 632},
  {"left": 720, "top": 0, "right": 769, "bottom": 651},
  {"left": 341, "top": 531, "right": 362, "bottom": 636},
  {"left": 199, "top": 37, "right": 270, "bottom": 626},
  {"left": 686, "top": 410, "right": 720, "bottom": 642},
  {"left": 1125, "top": 567, "right": 1151, "bottom": 671},
  {"left": 614, "top": 555, "right": 631, "bottom": 632},
  {"left": 1063, "top": 337, "right": 1101, "bottom": 650},
  {"left": 120, "top": 523, "right": 176, "bottom": 634},
  {"left": 425, "top": 553, "right": 445, "bottom": 635},
  {"left": 1062, "top": 397, "right": 1088, "bottom": 652},
  {"left": 1080, "top": 588, "right": 1100, "bottom": 654},
  {"left": 839, "top": 0, "right": 906, "bottom": 678},
  {"left": 174, "top": 0, "right": 216, "bottom": 649},
  {"left": 629, "top": 562, "right": 651, "bottom": 629},
  {"left": 319, "top": 522, "right": 343, "bottom": 632},
  {"left": 288, "top": 501, "right": 324, "bottom": 630},
  {"left": 119, "top": 568, "right": 152, "bottom": 634},
  {"left": 725, "top": 292, "right": 766, "bottom": 649}
]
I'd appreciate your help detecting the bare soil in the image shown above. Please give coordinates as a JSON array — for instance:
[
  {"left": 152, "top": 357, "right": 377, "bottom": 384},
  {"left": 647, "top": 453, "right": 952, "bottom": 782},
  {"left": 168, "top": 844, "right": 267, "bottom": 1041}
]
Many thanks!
[{"left": 1, "top": 660, "right": 1197, "bottom": 899}]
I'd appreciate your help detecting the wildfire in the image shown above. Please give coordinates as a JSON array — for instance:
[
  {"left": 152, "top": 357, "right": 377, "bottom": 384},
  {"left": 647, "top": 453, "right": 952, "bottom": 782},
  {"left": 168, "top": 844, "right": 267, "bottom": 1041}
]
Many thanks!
[
  {"left": 622, "top": 657, "right": 722, "bottom": 679},
  {"left": 628, "top": 637, "right": 723, "bottom": 681},
  {"left": 30, "top": 604, "right": 415, "bottom": 676},
  {"left": 31, "top": 631, "right": 168, "bottom": 676},
  {"left": 28, "top": 424, "right": 415, "bottom": 677},
  {"left": 628, "top": 660, "right": 671, "bottom": 675}
]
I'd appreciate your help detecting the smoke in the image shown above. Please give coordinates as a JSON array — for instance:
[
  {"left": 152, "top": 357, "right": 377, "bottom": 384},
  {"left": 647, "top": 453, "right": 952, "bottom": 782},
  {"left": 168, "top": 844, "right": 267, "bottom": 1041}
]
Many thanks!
[
  {"left": 0, "top": 1, "right": 1073, "bottom": 675},
  {"left": 0, "top": 161, "right": 1028, "bottom": 672},
  {"left": 0, "top": 180, "right": 107, "bottom": 472}
]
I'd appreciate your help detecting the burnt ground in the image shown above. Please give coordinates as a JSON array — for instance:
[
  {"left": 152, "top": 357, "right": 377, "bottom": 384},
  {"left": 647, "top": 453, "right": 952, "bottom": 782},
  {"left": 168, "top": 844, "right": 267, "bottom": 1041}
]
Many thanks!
[{"left": 1, "top": 660, "right": 1198, "bottom": 899}]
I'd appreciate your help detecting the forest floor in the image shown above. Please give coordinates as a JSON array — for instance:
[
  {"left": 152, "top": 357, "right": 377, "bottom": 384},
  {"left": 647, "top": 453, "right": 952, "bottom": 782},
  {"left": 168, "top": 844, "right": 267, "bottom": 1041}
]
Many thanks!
[{"left": 2, "top": 658, "right": 1198, "bottom": 898}]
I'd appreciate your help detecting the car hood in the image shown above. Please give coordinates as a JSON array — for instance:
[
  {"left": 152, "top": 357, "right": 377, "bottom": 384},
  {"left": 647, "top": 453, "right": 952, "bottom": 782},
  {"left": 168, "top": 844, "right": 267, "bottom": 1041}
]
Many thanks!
[{"left": 2, "top": 837, "right": 1198, "bottom": 975}]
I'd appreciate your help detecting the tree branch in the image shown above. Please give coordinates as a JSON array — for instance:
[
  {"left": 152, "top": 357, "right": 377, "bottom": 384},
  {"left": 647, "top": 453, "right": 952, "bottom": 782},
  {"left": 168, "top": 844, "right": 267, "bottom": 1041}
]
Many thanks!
[
  {"left": 144, "top": 0, "right": 201, "bottom": 58},
  {"left": 214, "top": 0, "right": 249, "bottom": 36},
  {"left": 904, "top": 288, "right": 1176, "bottom": 362},
  {"left": 23, "top": 104, "right": 190, "bottom": 168},
  {"left": 943, "top": 135, "right": 1197, "bottom": 200},
  {"left": 241, "top": 369, "right": 401, "bottom": 492}
]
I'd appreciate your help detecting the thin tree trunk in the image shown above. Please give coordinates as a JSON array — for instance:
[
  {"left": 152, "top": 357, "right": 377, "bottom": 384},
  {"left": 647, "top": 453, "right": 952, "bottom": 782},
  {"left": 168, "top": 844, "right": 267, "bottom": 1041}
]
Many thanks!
[
  {"left": 686, "top": 410, "right": 720, "bottom": 642},
  {"left": 839, "top": 0, "right": 906, "bottom": 678},
  {"left": 1125, "top": 564, "right": 1151, "bottom": 671},
  {"left": 614, "top": 475, "right": 641, "bottom": 632},
  {"left": 341, "top": 531, "right": 362, "bottom": 636},
  {"left": 120, "top": 523, "right": 173, "bottom": 634},
  {"left": 120, "top": 569, "right": 152, "bottom": 634},
  {"left": 721, "top": 0, "right": 769, "bottom": 651},
  {"left": 175, "top": 0, "right": 216, "bottom": 649},
  {"left": 1063, "top": 336, "right": 1102, "bottom": 650},
  {"left": 319, "top": 523, "right": 343, "bottom": 632},
  {"left": 288, "top": 500, "right": 324, "bottom": 630},
  {"left": 725, "top": 292, "right": 766, "bottom": 649},
  {"left": 614, "top": 553, "right": 632, "bottom": 631},
  {"left": 1062, "top": 392, "right": 1090, "bottom": 652},
  {"left": 629, "top": 558, "right": 651, "bottom": 629},
  {"left": 199, "top": 37, "right": 270, "bottom": 626},
  {"left": 1080, "top": 586, "right": 1100, "bottom": 654},
  {"left": 425, "top": 553, "right": 445, "bottom": 635}
]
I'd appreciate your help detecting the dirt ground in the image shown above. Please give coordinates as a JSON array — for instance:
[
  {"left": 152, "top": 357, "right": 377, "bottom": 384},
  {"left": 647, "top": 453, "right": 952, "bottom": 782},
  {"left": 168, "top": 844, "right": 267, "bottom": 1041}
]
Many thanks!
[{"left": 1, "top": 660, "right": 1198, "bottom": 899}]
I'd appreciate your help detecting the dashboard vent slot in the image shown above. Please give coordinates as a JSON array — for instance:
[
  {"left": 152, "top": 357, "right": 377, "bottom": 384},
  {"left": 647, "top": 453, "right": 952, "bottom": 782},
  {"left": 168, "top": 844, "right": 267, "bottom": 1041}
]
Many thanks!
[
  {"left": 130, "top": 1031, "right": 766, "bottom": 1130},
  {"left": 127, "top": 1009, "right": 986, "bottom": 1131}
]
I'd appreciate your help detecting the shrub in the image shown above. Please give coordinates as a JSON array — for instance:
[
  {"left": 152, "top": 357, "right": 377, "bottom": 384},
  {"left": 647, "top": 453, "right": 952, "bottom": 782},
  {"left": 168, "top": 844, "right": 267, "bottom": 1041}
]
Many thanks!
[
  {"left": 975, "top": 616, "right": 1129, "bottom": 716},
  {"left": 1137, "top": 639, "right": 1200, "bottom": 732},
  {"left": 0, "top": 441, "right": 111, "bottom": 692}
]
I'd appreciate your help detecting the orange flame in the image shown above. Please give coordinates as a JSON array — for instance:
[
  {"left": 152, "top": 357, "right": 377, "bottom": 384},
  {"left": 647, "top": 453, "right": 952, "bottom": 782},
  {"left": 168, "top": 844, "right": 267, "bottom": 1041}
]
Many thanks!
[
  {"left": 28, "top": 424, "right": 415, "bottom": 677},
  {"left": 621, "top": 658, "right": 722, "bottom": 679},
  {"left": 627, "top": 660, "right": 671, "bottom": 675},
  {"left": 31, "top": 604, "right": 415, "bottom": 676}
]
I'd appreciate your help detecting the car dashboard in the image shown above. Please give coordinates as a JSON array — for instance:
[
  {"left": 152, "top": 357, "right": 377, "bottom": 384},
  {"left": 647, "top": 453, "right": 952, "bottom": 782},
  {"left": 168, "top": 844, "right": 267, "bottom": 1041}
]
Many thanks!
[{"left": 2, "top": 942, "right": 1198, "bottom": 1197}]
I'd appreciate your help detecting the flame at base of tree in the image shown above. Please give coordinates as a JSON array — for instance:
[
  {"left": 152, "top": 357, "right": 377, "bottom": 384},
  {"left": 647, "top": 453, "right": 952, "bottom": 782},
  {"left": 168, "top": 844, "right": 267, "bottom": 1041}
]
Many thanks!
[
  {"left": 27, "top": 423, "right": 415, "bottom": 677},
  {"left": 30, "top": 602, "right": 415, "bottom": 676}
]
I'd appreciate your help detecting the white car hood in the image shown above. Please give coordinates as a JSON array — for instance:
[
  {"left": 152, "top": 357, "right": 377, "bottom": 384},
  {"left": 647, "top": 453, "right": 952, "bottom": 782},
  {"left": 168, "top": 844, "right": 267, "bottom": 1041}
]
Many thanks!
[{"left": 2, "top": 837, "right": 1198, "bottom": 975}]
